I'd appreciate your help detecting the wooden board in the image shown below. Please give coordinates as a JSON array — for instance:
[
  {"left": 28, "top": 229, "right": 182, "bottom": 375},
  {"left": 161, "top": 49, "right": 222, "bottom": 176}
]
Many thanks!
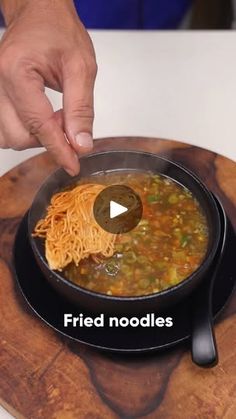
[{"left": 0, "top": 137, "right": 235, "bottom": 419}]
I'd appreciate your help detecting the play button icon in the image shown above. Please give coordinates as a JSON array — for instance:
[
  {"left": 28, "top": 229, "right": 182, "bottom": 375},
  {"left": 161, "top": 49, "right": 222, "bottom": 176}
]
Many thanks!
[
  {"left": 110, "top": 201, "right": 128, "bottom": 219},
  {"left": 93, "top": 185, "right": 143, "bottom": 234}
]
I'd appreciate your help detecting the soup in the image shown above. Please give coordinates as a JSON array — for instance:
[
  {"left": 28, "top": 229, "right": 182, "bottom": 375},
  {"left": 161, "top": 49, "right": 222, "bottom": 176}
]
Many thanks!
[{"left": 64, "top": 171, "right": 209, "bottom": 296}]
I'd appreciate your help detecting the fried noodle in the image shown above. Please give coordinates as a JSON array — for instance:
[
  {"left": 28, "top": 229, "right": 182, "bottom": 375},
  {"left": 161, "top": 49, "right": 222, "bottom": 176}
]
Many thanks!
[{"left": 33, "top": 184, "right": 116, "bottom": 271}]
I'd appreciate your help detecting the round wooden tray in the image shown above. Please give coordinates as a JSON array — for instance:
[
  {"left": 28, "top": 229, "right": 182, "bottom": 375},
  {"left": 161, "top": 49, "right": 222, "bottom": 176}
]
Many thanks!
[{"left": 0, "top": 137, "right": 236, "bottom": 419}]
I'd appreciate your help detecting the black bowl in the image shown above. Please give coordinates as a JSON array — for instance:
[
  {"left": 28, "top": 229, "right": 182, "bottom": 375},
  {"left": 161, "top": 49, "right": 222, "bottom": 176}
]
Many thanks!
[{"left": 28, "top": 151, "right": 221, "bottom": 315}]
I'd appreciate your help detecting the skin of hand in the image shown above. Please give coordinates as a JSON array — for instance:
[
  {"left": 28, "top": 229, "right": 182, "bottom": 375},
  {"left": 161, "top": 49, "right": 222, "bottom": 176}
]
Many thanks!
[{"left": 0, "top": 0, "right": 97, "bottom": 175}]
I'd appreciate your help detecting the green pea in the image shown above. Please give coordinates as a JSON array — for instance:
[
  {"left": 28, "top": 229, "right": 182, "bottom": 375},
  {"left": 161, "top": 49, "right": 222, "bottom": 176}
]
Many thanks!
[{"left": 168, "top": 194, "right": 179, "bottom": 204}]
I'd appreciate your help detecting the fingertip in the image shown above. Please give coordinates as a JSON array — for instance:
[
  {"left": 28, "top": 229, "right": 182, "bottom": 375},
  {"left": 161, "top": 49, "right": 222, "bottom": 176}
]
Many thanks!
[
  {"left": 65, "top": 168, "right": 78, "bottom": 177},
  {"left": 64, "top": 153, "right": 80, "bottom": 177}
]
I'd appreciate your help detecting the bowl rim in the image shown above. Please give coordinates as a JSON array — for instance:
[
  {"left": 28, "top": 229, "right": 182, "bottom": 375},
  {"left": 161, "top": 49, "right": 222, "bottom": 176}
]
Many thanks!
[{"left": 28, "top": 150, "right": 222, "bottom": 302}]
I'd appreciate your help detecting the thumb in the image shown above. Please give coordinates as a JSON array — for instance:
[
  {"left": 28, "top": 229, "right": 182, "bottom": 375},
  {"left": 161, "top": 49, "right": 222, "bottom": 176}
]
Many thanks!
[{"left": 63, "top": 57, "right": 97, "bottom": 154}]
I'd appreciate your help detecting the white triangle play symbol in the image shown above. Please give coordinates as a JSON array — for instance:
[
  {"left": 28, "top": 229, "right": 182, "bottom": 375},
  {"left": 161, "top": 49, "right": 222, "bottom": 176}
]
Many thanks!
[{"left": 110, "top": 200, "right": 128, "bottom": 219}]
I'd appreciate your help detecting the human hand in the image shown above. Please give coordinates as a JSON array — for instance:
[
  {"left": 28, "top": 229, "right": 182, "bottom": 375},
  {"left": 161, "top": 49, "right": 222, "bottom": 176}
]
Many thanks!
[{"left": 0, "top": 0, "right": 97, "bottom": 175}]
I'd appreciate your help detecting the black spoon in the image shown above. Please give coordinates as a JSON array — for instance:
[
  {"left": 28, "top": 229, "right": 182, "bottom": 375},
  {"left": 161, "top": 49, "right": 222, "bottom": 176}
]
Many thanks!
[{"left": 191, "top": 196, "right": 227, "bottom": 368}]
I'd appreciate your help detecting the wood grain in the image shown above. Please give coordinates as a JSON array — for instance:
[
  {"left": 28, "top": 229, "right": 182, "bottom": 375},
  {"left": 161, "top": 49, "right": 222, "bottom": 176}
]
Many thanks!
[{"left": 0, "top": 137, "right": 235, "bottom": 419}]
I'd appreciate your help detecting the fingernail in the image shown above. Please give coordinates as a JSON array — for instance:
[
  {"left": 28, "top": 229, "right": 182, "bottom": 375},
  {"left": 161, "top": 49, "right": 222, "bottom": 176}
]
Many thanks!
[{"left": 75, "top": 132, "right": 93, "bottom": 150}]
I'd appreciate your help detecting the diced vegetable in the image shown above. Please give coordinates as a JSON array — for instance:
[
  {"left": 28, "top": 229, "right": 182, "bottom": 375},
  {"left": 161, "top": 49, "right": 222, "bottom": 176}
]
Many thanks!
[
  {"left": 168, "top": 193, "right": 179, "bottom": 204},
  {"left": 139, "top": 219, "right": 149, "bottom": 226},
  {"left": 147, "top": 194, "right": 161, "bottom": 203},
  {"left": 125, "top": 251, "right": 137, "bottom": 264},
  {"left": 168, "top": 267, "right": 179, "bottom": 285},
  {"left": 180, "top": 234, "right": 191, "bottom": 248},
  {"left": 152, "top": 174, "right": 161, "bottom": 183},
  {"left": 139, "top": 278, "right": 151, "bottom": 289},
  {"left": 105, "top": 261, "right": 120, "bottom": 276}
]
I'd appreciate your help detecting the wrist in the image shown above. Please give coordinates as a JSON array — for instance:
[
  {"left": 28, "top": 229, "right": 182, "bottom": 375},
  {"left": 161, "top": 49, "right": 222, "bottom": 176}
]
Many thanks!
[
  {"left": 0, "top": 0, "right": 29, "bottom": 25},
  {"left": 0, "top": 0, "right": 76, "bottom": 26}
]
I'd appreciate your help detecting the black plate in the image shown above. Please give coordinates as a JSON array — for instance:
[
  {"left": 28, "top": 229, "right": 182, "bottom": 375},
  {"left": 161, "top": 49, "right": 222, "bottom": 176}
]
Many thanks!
[{"left": 13, "top": 198, "right": 236, "bottom": 353}]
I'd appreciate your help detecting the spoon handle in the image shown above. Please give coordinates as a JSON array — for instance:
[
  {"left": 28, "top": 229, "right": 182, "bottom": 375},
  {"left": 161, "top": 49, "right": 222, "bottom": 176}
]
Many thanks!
[
  {"left": 191, "top": 281, "right": 218, "bottom": 367},
  {"left": 191, "top": 195, "right": 227, "bottom": 368}
]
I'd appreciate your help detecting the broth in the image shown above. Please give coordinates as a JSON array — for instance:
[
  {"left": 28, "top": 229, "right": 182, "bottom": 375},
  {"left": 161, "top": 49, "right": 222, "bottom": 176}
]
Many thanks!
[{"left": 64, "top": 171, "right": 209, "bottom": 296}]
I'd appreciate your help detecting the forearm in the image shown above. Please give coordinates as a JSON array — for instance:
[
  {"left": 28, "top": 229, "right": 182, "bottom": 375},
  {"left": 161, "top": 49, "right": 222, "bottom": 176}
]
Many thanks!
[{"left": 0, "top": 0, "right": 76, "bottom": 26}]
